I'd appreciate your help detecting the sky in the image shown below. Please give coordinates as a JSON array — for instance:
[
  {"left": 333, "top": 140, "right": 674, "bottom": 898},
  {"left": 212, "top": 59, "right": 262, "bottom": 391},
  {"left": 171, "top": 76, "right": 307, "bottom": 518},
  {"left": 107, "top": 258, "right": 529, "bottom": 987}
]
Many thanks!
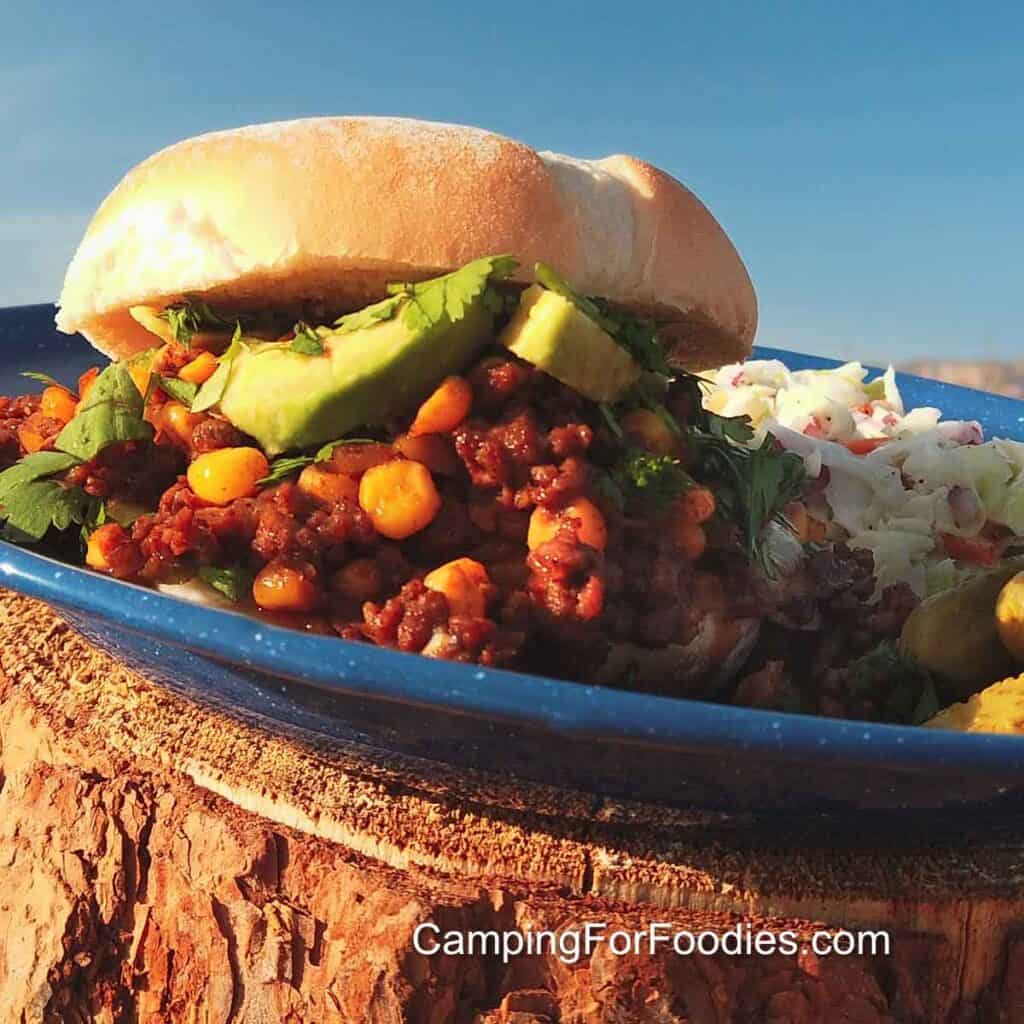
[{"left": 3, "top": 1, "right": 1022, "bottom": 364}]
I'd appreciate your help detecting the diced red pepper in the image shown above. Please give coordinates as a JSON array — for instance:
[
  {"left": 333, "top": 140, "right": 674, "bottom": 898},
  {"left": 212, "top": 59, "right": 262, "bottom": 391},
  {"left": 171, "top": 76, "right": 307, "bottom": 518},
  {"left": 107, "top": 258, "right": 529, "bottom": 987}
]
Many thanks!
[
  {"left": 842, "top": 437, "right": 891, "bottom": 456},
  {"left": 941, "top": 533, "right": 1000, "bottom": 565}
]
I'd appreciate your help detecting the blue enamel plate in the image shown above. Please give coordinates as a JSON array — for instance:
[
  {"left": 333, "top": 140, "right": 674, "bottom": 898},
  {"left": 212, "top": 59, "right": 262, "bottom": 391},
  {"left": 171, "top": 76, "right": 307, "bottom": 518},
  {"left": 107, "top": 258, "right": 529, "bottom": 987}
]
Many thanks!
[{"left": 4, "top": 303, "right": 1024, "bottom": 819}]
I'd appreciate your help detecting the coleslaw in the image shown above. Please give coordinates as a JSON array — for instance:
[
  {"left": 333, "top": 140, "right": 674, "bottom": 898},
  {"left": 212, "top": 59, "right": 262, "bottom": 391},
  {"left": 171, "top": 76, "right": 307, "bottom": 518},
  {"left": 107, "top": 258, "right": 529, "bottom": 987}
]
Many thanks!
[{"left": 703, "top": 360, "right": 1024, "bottom": 597}]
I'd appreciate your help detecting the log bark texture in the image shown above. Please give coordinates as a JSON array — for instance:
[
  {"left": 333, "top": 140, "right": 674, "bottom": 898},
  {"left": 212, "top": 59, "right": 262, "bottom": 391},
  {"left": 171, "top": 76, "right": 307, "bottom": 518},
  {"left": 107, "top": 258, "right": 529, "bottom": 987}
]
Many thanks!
[{"left": 0, "top": 587, "right": 1022, "bottom": 1023}]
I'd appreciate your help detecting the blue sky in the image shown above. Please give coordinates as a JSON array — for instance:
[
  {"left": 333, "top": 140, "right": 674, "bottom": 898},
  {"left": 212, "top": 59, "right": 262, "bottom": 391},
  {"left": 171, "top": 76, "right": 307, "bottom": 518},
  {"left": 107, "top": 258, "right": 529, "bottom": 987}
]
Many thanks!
[{"left": 3, "top": 2, "right": 1022, "bottom": 363}]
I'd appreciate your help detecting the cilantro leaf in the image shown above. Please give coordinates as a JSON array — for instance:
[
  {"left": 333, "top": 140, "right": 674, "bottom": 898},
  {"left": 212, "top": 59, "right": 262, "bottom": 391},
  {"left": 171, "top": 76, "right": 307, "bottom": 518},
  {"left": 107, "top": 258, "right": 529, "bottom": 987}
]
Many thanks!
[
  {"left": 257, "top": 454, "right": 314, "bottom": 486},
  {"left": 79, "top": 498, "right": 107, "bottom": 545},
  {"left": 747, "top": 438, "right": 805, "bottom": 519},
  {"left": 160, "top": 300, "right": 236, "bottom": 349},
  {"left": 0, "top": 480, "right": 96, "bottom": 543},
  {"left": 713, "top": 415, "right": 756, "bottom": 444},
  {"left": 104, "top": 498, "right": 148, "bottom": 527},
  {"left": 256, "top": 438, "right": 377, "bottom": 485},
  {"left": 198, "top": 565, "right": 255, "bottom": 603},
  {"left": 192, "top": 326, "right": 244, "bottom": 413},
  {"left": 139, "top": 347, "right": 171, "bottom": 408},
  {"left": 606, "top": 449, "right": 693, "bottom": 513},
  {"left": 0, "top": 451, "right": 81, "bottom": 504},
  {"left": 289, "top": 322, "right": 325, "bottom": 356},
  {"left": 335, "top": 255, "right": 517, "bottom": 337},
  {"left": 672, "top": 371, "right": 755, "bottom": 443},
  {"left": 593, "top": 302, "right": 673, "bottom": 376},
  {"left": 690, "top": 430, "right": 805, "bottom": 573},
  {"left": 482, "top": 285, "right": 518, "bottom": 317},
  {"left": 601, "top": 372, "right": 802, "bottom": 571},
  {"left": 0, "top": 451, "right": 93, "bottom": 544},
  {"left": 54, "top": 362, "right": 152, "bottom": 461},
  {"left": 845, "top": 642, "right": 939, "bottom": 725},
  {"left": 397, "top": 255, "right": 518, "bottom": 334},
  {"left": 154, "top": 375, "right": 198, "bottom": 407},
  {"left": 659, "top": 370, "right": 805, "bottom": 573},
  {"left": 21, "top": 371, "right": 65, "bottom": 390},
  {"left": 75, "top": 497, "right": 145, "bottom": 544},
  {"left": 317, "top": 438, "right": 376, "bottom": 459},
  {"left": 334, "top": 294, "right": 406, "bottom": 335}
]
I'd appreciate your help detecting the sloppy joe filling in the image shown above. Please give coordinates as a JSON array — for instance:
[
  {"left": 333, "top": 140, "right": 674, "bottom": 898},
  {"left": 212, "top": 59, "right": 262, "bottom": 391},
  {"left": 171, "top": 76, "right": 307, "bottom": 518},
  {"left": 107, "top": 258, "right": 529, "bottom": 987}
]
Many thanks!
[{"left": 0, "top": 259, "right": 951, "bottom": 721}]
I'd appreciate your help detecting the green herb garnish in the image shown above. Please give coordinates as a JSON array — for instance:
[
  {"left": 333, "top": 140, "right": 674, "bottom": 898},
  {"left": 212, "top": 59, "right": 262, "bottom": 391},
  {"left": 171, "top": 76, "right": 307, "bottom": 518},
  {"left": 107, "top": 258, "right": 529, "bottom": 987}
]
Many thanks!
[
  {"left": 257, "top": 453, "right": 316, "bottom": 486},
  {"left": 332, "top": 294, "right": 405, "bottom": 334},
  {"left": 256, "top": 438, "right": 375, "bottom": 486},
  {"left": 846, "top": 643, "right": 939, "bottom": 725},
  {"left": 635, "top": 371, "right": 803, "bottom": 573},
  {"left": 604, "top": 449, "right": 693, "bottom": 513},
  {"left": 0, "top": 479, "right": 97, "bottom": 543},
  {"left": 289, "top": 322, "right": 325, "bottom": 356},
  {"left": 191, "top": 325, "right": 244, "bottom": 413},
  {"left": 54, "top": 362, "right": 152, "bottom": 461},
  {"left": 594, "top": 302, "right": 673, "bottom": 377},
  {"left": 198, "top": 565, "right": 255, "bottom": 603},
  {"left": 315, "top": 437, "right": 377, "bottom": 459},
  {"left": 0, "top": 451, "right": 81, "bottom": 501},
  {"left": 334, "top": 255, "right": 518, "bottom": 336},
  {"left": 0, "top": 379, "right": 155, "bottom": 544},
  {"left": 675, "top": 370, "right": 755, "bottom": 443},
  {"left": 690, "top": 431, "right": 805, "bottom": 573},
  {"left": 596, "top": 368, "right": 802, "bottom": 572},
  {"left": 79, "top": 498, "right": 107, "bottom": 545},
  {"left": 21, "top": 371, "right": 65, "bottom": 390},
  {"left": 104, "top": 499, "right": 148, "bottom": 527},
  {"left": 153, "top": 375, "right": 198, "bottom": 407},
  {"left": 160, "top": 300, "right": 236, "bottom": 349},
  {"left": 1, "top": 365, "right": 153, "bottom": 542}
]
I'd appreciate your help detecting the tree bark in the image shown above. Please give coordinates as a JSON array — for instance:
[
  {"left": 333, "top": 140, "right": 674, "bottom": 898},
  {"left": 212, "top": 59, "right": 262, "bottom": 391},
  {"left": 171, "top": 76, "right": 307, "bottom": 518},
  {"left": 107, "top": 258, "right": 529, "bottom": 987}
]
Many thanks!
[{"left": 0, "top": 587, "right": 1022, "bottom": 1023}]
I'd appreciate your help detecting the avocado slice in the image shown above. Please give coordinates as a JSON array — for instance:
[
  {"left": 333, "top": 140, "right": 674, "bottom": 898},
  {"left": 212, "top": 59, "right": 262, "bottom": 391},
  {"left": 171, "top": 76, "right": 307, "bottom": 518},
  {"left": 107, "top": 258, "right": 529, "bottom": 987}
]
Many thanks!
[
  {"left": 192, "top": 257, "right": 518, "bottom": 455},
  {"left": 498, "top": 284, "right": 641, "bottom": 402},
  {"left": 202, "top": 305, "right": 493, "bottom": 456}
]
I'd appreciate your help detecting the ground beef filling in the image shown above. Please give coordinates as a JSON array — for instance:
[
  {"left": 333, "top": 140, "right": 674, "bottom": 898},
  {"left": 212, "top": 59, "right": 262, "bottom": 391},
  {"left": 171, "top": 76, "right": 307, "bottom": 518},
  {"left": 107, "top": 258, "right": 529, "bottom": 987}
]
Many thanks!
[
  {"left": 729, "top": 545, "right": 920, "bottom": 719},
  {"left": 191, "top": 417, "right": 249, "bottom": 454},
  {"left": 0, "top": 395, "right": 39, "bottom": 466},
  {"left": 0, "top": 394, "right": 63, "bottom": 466},
  {"left": 0, "top": 350, "right": 922, "bottom": 706},
  {"left": 65, "top": 441, "right": 184, "bottom": 502}
]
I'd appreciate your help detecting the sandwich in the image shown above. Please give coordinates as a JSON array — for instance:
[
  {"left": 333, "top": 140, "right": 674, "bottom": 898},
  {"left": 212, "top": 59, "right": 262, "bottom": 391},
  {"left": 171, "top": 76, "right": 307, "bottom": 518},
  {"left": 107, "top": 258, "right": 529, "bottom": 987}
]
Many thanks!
[{"left": 0, "top": 116, "right": 928, "bottom": 717}]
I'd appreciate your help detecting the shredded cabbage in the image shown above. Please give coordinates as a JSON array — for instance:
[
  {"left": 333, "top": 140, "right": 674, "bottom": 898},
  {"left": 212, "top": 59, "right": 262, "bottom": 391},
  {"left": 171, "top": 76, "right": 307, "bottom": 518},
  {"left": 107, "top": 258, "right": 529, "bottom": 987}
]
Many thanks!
[{"left": 703, "top": 361, "right": 1024, "bottom": 596}]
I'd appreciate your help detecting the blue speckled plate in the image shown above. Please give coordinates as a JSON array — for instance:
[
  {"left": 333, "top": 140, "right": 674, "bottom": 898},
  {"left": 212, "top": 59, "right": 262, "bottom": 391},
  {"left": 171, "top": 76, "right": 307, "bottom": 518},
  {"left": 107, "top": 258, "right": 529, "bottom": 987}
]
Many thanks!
[{"left": 4, "top": 304, "right": 1024, "bottom": 818}]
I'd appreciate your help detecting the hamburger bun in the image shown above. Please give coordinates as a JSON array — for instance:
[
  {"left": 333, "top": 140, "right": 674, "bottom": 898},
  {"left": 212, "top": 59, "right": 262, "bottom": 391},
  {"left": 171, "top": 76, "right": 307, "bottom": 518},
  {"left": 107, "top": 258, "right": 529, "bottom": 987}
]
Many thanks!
[{"left": 56, "top": 116, "right": 757, "bottom": 368}]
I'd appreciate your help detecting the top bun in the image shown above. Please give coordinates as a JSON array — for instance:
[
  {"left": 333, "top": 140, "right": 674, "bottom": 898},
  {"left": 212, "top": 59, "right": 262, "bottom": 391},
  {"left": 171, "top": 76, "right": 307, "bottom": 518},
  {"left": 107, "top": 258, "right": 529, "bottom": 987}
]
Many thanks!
[{"left": 56, "top": 117, "right": 757, "bottom": 368}]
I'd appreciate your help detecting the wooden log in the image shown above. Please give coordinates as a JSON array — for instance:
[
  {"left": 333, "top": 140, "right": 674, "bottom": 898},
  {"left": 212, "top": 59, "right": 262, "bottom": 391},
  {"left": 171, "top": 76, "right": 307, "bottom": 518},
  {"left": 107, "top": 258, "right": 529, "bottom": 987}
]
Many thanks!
[{"left": 0, "top": 586, "right": 1022, "bottom": 1022}]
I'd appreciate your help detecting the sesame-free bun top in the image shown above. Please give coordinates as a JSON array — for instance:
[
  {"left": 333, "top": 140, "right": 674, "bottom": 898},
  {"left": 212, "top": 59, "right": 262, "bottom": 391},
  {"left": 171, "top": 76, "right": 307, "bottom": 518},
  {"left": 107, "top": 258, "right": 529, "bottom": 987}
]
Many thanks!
[{"left": 56, "top": 117, "right": 757, "bottom": 367}]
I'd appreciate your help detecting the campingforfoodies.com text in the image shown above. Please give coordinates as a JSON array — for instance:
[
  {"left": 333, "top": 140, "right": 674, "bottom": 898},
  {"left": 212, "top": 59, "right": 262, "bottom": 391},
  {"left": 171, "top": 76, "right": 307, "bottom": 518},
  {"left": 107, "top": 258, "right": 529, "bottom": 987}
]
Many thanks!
[{"left": 413, "top": 922, "right": 891, "bottom": 966}]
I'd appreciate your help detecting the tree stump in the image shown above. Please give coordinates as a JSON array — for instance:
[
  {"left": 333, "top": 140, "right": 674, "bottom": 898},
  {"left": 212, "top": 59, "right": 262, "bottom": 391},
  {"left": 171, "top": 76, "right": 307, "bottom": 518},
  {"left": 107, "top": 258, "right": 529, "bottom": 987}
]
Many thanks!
[{"left": 1, "top": 587, "right": 1022, "bottom": 1023}]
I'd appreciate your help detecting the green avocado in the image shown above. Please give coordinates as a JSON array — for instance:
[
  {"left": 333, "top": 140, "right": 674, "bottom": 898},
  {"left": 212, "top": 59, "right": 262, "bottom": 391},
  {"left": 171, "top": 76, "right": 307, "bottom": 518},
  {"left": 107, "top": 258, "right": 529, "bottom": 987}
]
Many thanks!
[
  {"left": 199, "top": 294, "right": 494, "bottom": 456},
  {"left": 498, "top": 284, "right": 641, "bottom": 402}
]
